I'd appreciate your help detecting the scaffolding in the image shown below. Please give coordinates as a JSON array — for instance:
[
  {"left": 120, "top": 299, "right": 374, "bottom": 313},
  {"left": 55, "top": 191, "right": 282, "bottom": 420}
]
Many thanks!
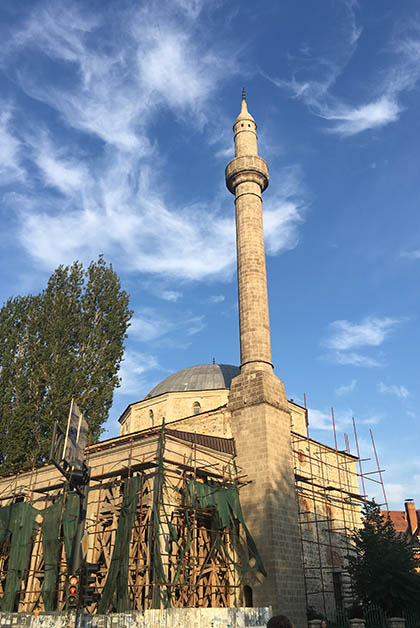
[
  {"left": 291, "top": 403, "right": 389, "bottom": 619},
  {"left": 0, "top": 426, "right": 263, "bottom": 614}
]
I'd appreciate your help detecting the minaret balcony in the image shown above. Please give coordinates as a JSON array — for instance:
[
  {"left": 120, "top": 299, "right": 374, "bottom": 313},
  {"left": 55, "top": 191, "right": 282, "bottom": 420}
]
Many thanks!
[{"left": 225, "top": 155, "right": 269, "bottom": 195}]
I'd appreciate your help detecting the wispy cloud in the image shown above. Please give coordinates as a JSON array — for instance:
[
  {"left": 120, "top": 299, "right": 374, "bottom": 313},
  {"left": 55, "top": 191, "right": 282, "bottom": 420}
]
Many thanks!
[
  {"left": 379, "top": 382, "right": 409, "bottom": 399},
  {"left": 330, "top": 352, "right": 383, "bottom": 367},
  {"left": 401, "top": 249, "right": 420, "bottom": 260},
  {"left": 117, "top": 351, "right": 161, "bottom": 397},
  {"left": 308, "top": 407, "right": 352, "bottom": 431},
  {"left": 323, "top": 315, "right": 400, "bottom": 366},
  {"left": 263, "top": 166, "right": 305, "bottom": 254},
  {"left": 326, "top": 316, "right": 399, "bottom": 350},
  {"left": 159, "top": 290, "right": 183, "bottom": 302},
  {"left": 2, "top": 1, "right": 305, "bottom": 282},
  {"left": 129, "top": 307, "right": 204, "bottom": 343},
  {"left": 269, "top": 7, "right": 420, "bottom": 136},
  {"left": 0, "top": 105, "right": 23, "bottom": 184},
  {"left": 320, "top": 97, "right": 401, "bottom": 136},
  {"left": 209, "top": 295, "right": 225, "bottom": 304},
  {"left": 336, "top": 379, "right": 357, "bottom": 396},
  {"left": 358, "top": 415, "right": 381, "bottom": 425}
]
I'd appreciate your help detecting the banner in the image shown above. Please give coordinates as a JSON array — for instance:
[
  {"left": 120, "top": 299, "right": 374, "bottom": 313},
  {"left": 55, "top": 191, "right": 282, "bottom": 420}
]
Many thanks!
[{"left": 62, "top": 400, "right": 89, "bottom": 470}]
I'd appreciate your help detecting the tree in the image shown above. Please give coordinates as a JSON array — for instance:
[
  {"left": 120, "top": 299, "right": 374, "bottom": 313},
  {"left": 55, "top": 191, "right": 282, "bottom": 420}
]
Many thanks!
[
  {"left": 348, "top": 501, "right": 420, "bottom": 616},
  {"left": 0, "top": 256, "right": 132, "bottom": 474}
]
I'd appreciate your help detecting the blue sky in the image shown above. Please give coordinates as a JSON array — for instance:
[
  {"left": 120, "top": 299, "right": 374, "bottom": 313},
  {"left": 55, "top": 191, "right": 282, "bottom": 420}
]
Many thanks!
[{"left": 1, "top": 0, "right": 419, "bottom": 508}]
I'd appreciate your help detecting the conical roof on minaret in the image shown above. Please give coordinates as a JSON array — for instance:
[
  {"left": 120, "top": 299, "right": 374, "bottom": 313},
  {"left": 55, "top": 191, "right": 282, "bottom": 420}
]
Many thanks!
[{"left": 234, "top": 88, "right": 256, "bottom": 125}]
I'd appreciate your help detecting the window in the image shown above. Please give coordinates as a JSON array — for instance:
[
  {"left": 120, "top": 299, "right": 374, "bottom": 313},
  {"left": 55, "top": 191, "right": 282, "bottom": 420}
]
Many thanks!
[
  {"left": 149, "top": 409, "right": 154, "bottom": 427},
  {"left": 332, "top": 571, "right": 343, "bottom": 609},
  {"left": 244, "top": 585, "right": 253, "bottom": 607},
  {"left": 193, "top": 401, "right": 201, "bottom": 415}
]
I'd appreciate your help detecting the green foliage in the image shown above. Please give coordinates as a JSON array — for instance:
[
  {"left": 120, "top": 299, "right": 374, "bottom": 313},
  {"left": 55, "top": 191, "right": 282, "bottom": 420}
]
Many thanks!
[
  {"left": 348, "top": 501, "right": 420, "bottom": 616},
  {"left": 0, "top": 256, "right": 132, "bottom": 474}
]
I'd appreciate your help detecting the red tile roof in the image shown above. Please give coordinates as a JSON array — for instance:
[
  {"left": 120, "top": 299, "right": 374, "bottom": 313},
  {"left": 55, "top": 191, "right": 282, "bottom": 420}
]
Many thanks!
[{"left": 382, "top": 509, "right": 420, "bottom": 534}]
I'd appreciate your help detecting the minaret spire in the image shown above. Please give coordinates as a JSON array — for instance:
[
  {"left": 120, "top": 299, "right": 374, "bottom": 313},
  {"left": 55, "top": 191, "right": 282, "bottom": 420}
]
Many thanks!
[{"left": 225, "top": 92, "right": 272, "bottom": 373}]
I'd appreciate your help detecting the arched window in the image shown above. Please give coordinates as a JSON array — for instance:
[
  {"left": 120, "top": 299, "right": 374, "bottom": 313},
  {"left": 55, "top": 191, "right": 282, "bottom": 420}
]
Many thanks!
[
  {"left": 149, "top": 409, "right": 154, "bottom": 427},
  {"left": 244, "top": 585, "right": 253, "bottom": 607},
  {"left": 193, "top": 401, "right": 201, "bottom": 415}
]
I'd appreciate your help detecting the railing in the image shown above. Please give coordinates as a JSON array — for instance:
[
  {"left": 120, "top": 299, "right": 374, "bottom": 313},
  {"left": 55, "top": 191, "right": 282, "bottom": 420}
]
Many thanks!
[{"left": 309, "top": 606, "right": 420, "bottom": 628}]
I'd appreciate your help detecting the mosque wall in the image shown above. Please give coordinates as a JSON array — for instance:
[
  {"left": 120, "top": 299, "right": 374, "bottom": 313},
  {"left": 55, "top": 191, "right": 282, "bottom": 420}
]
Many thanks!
[
  {"left": 292, "top": 433, "right": 363, "bottom": 616},
  {"left": 120, "top": 386, "right": 308, "bottom": 442},
  {"left": 119, "top": 390, "right": 230, "bottom": 435}
]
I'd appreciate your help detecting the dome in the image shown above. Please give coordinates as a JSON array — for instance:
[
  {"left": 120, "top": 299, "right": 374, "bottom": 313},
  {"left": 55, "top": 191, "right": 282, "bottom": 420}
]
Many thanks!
[{"left": 145, "top": 363, "right": 240, "bottom": 399}]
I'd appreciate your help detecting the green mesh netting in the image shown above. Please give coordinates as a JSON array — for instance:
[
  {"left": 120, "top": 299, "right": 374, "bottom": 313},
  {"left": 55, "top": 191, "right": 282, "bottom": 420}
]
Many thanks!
[
  {"left": 42, "top": 486, "right": 80, "bottom": 610},
  {"left": 185, "top": 479, "right": 267, "bottom": 577},
  {"left": 62, "top": 488, "right": 81, "bottom": 565},
  {"left": 41, "top": 494, "right": 64, "bottom": 611},
  {"left": 0, "top": 485, "right": 80, "bottom": 612},
  {"left": 98, "top": 475, "right": 142, "bottom": 614},
  {"left": 0, "top": 501, "right": 38, "bottom": 611},
  {"left": 41, "top": 485, "right": 80, "bottom": 611}
]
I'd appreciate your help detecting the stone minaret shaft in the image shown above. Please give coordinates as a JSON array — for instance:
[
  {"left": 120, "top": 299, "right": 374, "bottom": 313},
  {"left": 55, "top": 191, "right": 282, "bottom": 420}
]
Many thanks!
[
  {"left": 226, "top": 90, "right": 272, "bottom": 374},
  {"left": 226, "top": 93, "right": 307, "bottom": 628}
]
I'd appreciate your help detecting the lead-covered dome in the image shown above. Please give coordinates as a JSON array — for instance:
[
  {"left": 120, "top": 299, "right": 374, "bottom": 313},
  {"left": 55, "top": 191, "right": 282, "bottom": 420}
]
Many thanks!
[{"left": 145, "top": 363, "right": 240, "bottom": 400}]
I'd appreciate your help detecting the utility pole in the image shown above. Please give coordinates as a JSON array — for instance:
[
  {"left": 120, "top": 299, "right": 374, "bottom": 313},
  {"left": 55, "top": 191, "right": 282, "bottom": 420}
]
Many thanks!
[{"left": 49, "top": 400, "right": 91, "bottom": 612}]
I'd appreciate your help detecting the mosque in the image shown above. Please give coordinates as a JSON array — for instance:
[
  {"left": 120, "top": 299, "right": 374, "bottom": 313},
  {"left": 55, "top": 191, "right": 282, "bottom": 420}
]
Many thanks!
[{"left": 0, "top": 94, "right": 363, "bottom": 627}]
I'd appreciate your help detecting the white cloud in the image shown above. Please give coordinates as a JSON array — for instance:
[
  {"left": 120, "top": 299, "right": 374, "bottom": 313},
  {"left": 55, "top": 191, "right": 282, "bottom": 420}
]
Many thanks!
[
  {"left": 129, "top": 308, "right": 204, "bottom": 343},
  {"left": 263, "top": 166, "right": 305, "bottom": 254},
  {"left": 379, "top": 382, "right": 409, "bottom": 399},
  {"left": 117, "top": 351, "right": 161, "bottom": 397},
  {"left": 159, "top": 290, "right": 182, "bottom": 302},
  {"left": 382, "top": 483, "right": 409, "bottom": 507},
  {"left": 2, "top": 1, "right": 306, "bottom": 282},
  {"left": 322, "top": 96, "right": 401, "bottom": 136},
  {"left": 325, "top": 316, "right": 399, "bottom": 351},
  {"left": 15, "top": 149, "right": 304, "bottom": 282},
  {"left": 29, "top": 133, "right": 89, "bottom": 194},
  {"left": 270, "top": 8, "right": 420, "bottom": 136},
  {"left": 0, "top": 106, "right": 23, "bottom": 184},
  {"left": 209, "top": 295, "right": 225, "bottom": 304},
  {"left": 358, "top": 415, "right": 381, "bottom": 425},
  {"left": 335, "top": 379, "right": 357, "bottom": 396},
  {"left": 401, "top": 249, "right": 420, "bottom": 260},
  {"left": 307, "top": 408, "right": 332, "bottom": 430},
  {"left": 329, "top": 351, "right": 383, "bottom": 368},
  {"left": 322, "top": 315, "right": 401, "bottom": 367},
  {"left": 307, "top": 407, "right": 352, "bottom": 431}
]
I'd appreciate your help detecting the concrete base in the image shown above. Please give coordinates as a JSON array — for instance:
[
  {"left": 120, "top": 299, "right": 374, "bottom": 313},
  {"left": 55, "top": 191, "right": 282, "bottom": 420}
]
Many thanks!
[{"left": 0, "top": 608, "right": 272, "bottom": 628}]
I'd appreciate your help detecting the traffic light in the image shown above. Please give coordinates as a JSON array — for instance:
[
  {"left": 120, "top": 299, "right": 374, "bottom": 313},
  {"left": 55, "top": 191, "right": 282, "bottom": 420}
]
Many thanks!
[
  {"left": 67, "top": 574, "right": 80, "bottom": 609},
  {"left": 81, "top": 562, "right": 100, "bottom": 606}
]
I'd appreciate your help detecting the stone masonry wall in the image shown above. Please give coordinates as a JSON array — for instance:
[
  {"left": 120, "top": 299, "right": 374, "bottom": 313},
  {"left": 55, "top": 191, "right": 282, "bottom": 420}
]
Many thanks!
[{"left": 229, "top": 370, "right": 307, "bottom": 628}]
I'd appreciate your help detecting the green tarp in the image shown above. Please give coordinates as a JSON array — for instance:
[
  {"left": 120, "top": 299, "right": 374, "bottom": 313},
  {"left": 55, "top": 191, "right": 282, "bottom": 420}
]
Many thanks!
[
  {"left": 41, "top": 496, "right": 63, "bottom": 611},
  {"left": 41, "top": 487, "right": 80, "bottom": 611},
  {"left": 98, "top": 475, "right": 142, "bottom": 614},
  {"left": 0, "top": 501, "right": 38, "bottom": 611},
  {"left": 61, "top": 489, "right": 81, "bottom": 565},
  {"left": 0, "top": 486, "right": 80, "bottom": 612},
  {"left": 185, "top": 479, "right": 267, "bottom": 577}
]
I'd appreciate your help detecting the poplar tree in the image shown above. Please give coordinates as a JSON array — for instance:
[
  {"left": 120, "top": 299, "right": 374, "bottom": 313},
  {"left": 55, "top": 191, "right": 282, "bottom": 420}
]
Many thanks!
[
  {"left": 348, "top": 501, "right": 420, "bottom": 615},
  {"left": 0, "top": 257, "right": 132, "bottom": 474}
]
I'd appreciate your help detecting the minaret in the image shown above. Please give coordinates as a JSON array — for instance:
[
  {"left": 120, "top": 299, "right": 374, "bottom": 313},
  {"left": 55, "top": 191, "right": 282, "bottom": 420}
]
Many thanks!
[
  {"left": 226, "top": 89, "right": 272, "bottom": 374},
  {"left": 226, "top": 92, "right": 307, "bottom": 627}
]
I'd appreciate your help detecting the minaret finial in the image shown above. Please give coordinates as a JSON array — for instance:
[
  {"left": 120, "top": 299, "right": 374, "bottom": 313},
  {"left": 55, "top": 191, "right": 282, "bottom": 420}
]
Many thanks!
[{"left": 242, "top": 87, "right": 246, "bottom": 101}]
